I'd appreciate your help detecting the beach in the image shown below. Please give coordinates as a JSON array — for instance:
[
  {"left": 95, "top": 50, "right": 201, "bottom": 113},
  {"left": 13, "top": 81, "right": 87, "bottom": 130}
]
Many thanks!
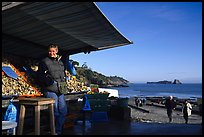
[{"left": 128, "top": 97, "right": 202, "bottom": 124}]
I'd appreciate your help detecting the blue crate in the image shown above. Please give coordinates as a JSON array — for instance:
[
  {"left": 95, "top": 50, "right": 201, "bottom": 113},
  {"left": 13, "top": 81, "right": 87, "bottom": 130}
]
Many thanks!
[{"left": 91, "top": 111, "right": 109, "bottom": 122}]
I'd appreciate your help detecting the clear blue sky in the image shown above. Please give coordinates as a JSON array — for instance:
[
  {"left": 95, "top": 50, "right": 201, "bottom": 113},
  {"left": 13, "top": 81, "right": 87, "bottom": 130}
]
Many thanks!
[{"left": 70, "top": 2, "right": 202, "bottom": 84}]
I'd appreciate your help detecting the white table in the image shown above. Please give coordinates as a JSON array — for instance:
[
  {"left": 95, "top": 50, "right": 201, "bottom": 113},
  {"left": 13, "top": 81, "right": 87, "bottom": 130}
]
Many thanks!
[{"left": 2, "top": 121, "right": 17, "bottom": 135}]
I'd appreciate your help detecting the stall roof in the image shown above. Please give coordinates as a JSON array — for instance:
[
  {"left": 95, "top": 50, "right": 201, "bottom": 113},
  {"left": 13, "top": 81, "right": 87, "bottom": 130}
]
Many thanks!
[{"left": 2, "top": 2, "right": 133, "bottom": 59}]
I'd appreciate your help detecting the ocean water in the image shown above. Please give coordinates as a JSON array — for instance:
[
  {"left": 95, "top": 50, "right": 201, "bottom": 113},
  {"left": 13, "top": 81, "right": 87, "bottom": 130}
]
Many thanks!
[{"left": 112, "top": 83, "right": 202, "bottom": 99}]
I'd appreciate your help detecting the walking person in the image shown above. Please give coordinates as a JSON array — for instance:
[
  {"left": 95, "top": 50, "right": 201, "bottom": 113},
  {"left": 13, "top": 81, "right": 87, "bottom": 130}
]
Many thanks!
[
  {"left": 38, "top": 44, "right": 68, "bottom": 135},
  {"left": 165, "top": 96, "right": 176, "bottom": 123},
  {"left": 182, "top": 100, "right": 192, "bottom": 124}
]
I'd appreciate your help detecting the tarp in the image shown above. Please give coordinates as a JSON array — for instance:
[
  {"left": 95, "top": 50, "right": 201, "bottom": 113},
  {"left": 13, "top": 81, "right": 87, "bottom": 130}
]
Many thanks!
[
  {"left": 2, "top": 2, "right": 133, "bottom": 59},
  {"left": 2, "top": 66, "right": 18, "bottom": 79}
]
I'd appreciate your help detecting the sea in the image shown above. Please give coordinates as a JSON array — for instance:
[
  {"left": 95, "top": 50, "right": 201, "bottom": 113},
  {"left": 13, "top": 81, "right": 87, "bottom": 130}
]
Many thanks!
[{"left": 112, "top": 83, "right": 202, "bottom": 99}]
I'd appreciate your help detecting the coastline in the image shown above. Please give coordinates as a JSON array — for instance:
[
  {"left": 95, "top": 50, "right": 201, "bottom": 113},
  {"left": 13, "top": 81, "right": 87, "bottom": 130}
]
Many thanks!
[
  {"left": 117, "top": 83, "right": 202, "bottom": 100},
  {"left": 128, "top": 97, "right": 202, "bottom": 124}
]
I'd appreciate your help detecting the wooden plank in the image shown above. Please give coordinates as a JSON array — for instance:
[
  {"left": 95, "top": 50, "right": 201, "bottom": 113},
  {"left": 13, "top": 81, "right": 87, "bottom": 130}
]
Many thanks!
[{"left": 18, "top": 98, "right": 55, "bottom": 106}]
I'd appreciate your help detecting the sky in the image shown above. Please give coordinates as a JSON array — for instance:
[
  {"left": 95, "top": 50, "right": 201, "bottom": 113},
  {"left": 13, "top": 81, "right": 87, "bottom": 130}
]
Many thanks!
[{"left": 70, "top": 2, "right": 202, "bottom": 84}]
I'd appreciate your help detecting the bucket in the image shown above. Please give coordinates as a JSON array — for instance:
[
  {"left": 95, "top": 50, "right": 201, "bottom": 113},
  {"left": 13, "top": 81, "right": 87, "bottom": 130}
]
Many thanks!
[{"left": 117, "top": 97, "right": 129, "bottom": 107}]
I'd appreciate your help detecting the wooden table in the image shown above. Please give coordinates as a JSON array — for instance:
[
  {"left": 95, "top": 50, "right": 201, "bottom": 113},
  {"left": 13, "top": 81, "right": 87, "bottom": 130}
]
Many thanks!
[{"left": 17, "top": 97, "right": 56, "bottom": 135}]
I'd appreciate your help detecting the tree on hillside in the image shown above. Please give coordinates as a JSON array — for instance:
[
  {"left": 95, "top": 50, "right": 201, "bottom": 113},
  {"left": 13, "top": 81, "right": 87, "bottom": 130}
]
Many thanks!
[{"left": 82, "top": 62, "right": 88, "bottom": 69}]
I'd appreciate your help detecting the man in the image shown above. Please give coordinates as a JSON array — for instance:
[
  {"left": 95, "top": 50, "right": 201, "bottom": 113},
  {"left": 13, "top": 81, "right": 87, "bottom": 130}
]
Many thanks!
[
  {"left": 38, "top": 44, "right": 68, "bottom": 135},
  {"left": 165, "top": 96, "right": 176, "bottom": 123}
]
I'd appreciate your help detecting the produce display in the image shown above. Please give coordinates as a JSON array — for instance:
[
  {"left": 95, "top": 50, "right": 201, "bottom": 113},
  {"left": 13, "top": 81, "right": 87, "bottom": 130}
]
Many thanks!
[
  {"left": 2, "top": 65, "right": 42, "bottom": 97},
  {"left": 2, "top": 54, "right": 90, "bottom": 97},
  {"left": 87, "top": 91, "right": 109, "bottom": 95},
  {"left": 66, "top": 76, "right": 89, "bottom": 93}
]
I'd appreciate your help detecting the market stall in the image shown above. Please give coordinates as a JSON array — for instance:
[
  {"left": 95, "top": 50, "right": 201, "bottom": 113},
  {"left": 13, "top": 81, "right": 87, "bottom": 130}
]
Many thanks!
[
  {"left": 2, "top": 2, "right": 132, "bottom": 135},
  {"left": 2, "top": 54, "right": 90, "bottom": 134}
]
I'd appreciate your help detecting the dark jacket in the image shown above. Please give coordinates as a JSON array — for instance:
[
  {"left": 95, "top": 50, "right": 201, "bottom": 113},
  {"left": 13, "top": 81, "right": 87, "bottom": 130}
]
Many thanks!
[
  {"left": 165, "top": 99, "right": 176, "bottom": 110},
  {"left": 38, "top": 56, "right": 66, "bottom": 93}
]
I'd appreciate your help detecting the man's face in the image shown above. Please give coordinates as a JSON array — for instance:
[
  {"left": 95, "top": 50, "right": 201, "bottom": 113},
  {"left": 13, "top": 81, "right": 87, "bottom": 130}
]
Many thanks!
[{"left": 48, "top": 47, "right": 58, "bottom": 58}]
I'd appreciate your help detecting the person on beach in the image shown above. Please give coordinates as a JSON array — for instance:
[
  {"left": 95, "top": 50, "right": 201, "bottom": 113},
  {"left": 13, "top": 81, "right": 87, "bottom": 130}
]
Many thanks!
[
  {"left": 165, "top": 96, "right": 176, "bottom": 123},
  {"left": 38, "top": 44, "right": 68, "bottom": 135},
  {"left": 182, "top": 100, "right": 192, "bottom": 124},
  {"left": 135, "top": 97, "right": 140, "bottom": 107}
]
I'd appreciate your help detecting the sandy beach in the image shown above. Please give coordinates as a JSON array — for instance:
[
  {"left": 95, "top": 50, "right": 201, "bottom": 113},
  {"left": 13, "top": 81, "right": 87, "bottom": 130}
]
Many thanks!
[{"left": 128, "top": 97, "right": 202, "bottom": 124}]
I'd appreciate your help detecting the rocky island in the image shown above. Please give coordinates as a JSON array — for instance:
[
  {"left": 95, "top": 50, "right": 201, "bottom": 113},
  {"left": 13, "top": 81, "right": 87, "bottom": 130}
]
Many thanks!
[
  {"left": 147, "top": 79, "right": 182, "bottom": 84},
  {"left": 172, "top": 79, "right": 182, "bottom": 84}
]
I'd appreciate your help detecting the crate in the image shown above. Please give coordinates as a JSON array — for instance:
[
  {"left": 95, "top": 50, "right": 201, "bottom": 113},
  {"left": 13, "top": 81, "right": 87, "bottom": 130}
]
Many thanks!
[
  {"left": 109, "top": 106, "right": 131, "bottom": 121},
  {"left": 117, "top": 97, "right": 129, "bottom": 107},
  {"left": 91, "top": 111, "right": 109, "bottom": 122},
  {"left": 88, "top": 98, "right": 110, "bottom": 112},
  {"left": 87, "top": 93, "right": 109, "bottom": 100}
]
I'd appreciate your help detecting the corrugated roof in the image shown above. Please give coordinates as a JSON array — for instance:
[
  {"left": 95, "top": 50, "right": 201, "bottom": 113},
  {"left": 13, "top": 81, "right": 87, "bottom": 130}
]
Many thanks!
[{"left": 2, "top": 2, "right": 133, "bottom": 59}]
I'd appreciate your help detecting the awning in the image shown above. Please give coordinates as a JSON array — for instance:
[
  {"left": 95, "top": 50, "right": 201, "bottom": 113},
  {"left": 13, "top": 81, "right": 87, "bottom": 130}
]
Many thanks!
[{"left": 2, "top": 2, "right": 133, "bottom": 59}]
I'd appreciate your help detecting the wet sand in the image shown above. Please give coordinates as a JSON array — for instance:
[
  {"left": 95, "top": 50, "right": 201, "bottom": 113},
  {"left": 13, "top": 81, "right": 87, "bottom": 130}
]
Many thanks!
[{"left": 128, "top": 97, "right": 202, "bottom": 124}]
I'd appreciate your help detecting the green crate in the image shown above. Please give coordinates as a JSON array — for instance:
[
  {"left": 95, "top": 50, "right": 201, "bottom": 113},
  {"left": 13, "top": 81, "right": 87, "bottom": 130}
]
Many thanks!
[
  {"left": 92, "top": 106, "right": 109, "bottom": 112},
  {"left": 89, "top": 100, "right": 108, "bottom": 107},
  {"left": 117, "top": 97, "right": 129, "bottom": 107},
  {"left": 88, "top": 99, "right": 110, "bottom": 112},
  {"left": 87, "top": 94, "right": 109, "bottom": 100}
]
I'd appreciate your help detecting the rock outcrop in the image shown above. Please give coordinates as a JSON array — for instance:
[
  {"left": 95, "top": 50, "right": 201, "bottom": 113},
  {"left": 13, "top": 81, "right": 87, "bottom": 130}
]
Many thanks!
[{"left": 172, "top": 79, "right": 182, "bottom": 84}]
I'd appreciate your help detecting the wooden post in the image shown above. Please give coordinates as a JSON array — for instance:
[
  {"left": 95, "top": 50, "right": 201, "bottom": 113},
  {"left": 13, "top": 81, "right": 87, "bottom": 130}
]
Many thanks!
[
  {"left": 49, "top": 103, "right": 56, "bottom": 135},
  {"left": 17, "top": 105, "right": 25, "bottom": 135},
  {"left": 35, "top": 105, "right": 40, "bottom": 135}
]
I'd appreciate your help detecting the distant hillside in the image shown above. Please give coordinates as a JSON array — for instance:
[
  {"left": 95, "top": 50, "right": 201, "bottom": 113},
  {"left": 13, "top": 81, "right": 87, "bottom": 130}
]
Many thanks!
[{"left": 75, "top": 67, "right": 129, "bottom": 87}]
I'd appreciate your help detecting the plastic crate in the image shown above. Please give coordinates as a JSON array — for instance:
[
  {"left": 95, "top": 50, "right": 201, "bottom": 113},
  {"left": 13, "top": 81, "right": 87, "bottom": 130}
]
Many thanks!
[
  {"left": 87, "top": 94, "right": 109, "bottom": 100},
  {"left": 117, "top": 97, "right": 129, "bottom": 107},
  {"left": 88, "top": 99, "right": 110, "bottom": 112},
  {"left": 91, "top": 111, "right": 109, "bottom": 122}
]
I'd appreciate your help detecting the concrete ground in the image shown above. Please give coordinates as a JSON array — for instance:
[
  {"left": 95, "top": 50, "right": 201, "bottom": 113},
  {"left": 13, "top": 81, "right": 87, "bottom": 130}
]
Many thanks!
[
  {"left": 18, "top": 118, "right": 203, "bottom": 135},
  {"left": 61, "top": 119, "right": 202, "bottom": 135},
  {"left": 18, "top": 98, "right": 203, "bottom": 135}
]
